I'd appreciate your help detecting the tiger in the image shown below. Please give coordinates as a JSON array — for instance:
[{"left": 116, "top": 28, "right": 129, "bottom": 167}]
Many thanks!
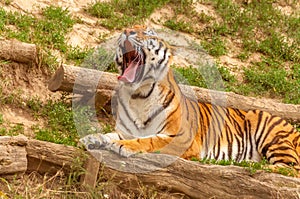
[{"left": 80, "top": 25, "right": 300, "bottom": 174}]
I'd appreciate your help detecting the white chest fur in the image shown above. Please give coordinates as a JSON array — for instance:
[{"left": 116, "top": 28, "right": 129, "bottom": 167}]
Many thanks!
[{"left": 115, "top": 83, "right": 168, "bottom": 138}]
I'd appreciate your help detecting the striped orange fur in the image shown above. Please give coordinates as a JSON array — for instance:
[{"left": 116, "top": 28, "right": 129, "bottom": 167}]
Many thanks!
[{"left": 81, "top": 26, "right": 300, "bottom": 174}]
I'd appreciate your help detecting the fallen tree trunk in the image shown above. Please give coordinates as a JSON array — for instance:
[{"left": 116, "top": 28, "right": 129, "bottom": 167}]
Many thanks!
[
  {"left": 0, "top": 135, "right": 28, "bottom": 175},
  {"left": 48, "top": 64, "right": 300, "bottom": 122},
  {"left": 1, "top": 136, "right": 300, "bottom": 198},
  {"left": 97, "top": 150, "right": 300, "bottom": 199},
  {"left": 0, "top": 39, "right": 37, "bottom": 63}
]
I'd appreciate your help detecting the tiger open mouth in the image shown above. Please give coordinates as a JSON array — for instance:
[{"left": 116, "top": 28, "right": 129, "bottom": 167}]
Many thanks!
[{"left": 118, "top": 40, "right": 145, "bottom": 83}]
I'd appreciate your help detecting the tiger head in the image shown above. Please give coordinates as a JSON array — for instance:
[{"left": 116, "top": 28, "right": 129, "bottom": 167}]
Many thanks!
[{"left": 115, "top": 25, "right": 173, "bottom": 86}]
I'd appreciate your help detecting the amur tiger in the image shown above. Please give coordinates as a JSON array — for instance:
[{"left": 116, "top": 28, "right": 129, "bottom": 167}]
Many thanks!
[{"left": 81, "top": 25, "right": 300, "bottom": 174}]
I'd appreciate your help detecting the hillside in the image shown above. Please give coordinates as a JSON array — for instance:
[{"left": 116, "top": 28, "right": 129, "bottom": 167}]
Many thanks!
[{"left": 0, "top": 0, "right": 299, "bottom": 198}]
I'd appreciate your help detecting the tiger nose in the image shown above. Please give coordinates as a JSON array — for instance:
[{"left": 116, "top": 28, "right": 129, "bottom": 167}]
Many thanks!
[{"left": 123, "top": 28, "right": 136, "bottom": 36}]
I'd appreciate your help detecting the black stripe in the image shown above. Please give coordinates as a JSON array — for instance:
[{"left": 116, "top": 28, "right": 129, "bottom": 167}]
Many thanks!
[
  {"left": 139, "top": 63, "right": 154, "bottom": 81},
  {"left": 268, "top": 153, "right": 298, "bottom": 164},
  {"left": 118, "top": 98, "right": 134, "bottom": 122},
  {"left": 266, "top": 116, "right": 284, "bottom": 135},
  {"left": 254, "top": 111, "right": 264, "bottom": 140},
  {"left": 293, "top": 134, "right": 300, "bottom": 147},
  {"left": 143, "top": 106, "right": 164, "bottom": 126},
  {"left": 258, "top": 117, "right": 285, "bottom": 150},
  {"left": 234, "top": 109, "right": 246, "bottom": 120},
  {"left": 158, "top": 48, "right": 168, "bottom": 65},
  {"left": 234, "top": 133, "right": 242, "bottom": 161},
  {"left": 261, "top": 136, "right": 280, "bottom": 156},
  {"left": 282, "top": 120, "right": 289, "bottom": 126},
  {"left": 272, "top": 159, "right": 298, "bottom": 166},
  {"left": 200, "top": 103, "right": 212, "bottom": 154},
  {"left": 227, "top": 110, "right": 244, "bottom": 136},
  {"left": 211, "top": 106, "right": 225, "bottom": 138},
  {"left": 155, "top": 41, "right": 163, "bottom": 55},
  {"left": 156, "top": 103, "right": 180, "bottom": 134},
  {"left": 118, "top": 116, "right": 133, "bottom": 134},
  {"left": 163, "top": 90, "right": 175, "bottom": 108},
  {"left": 184, "top": 97, "right": 190, "bottom": 121},
  {"left": 215, "top": 138, "right": 221, "bottom": 159},
  {"left": 269, "top": 146, "right": 294, "bottom": 153},
  {"left": 226, "top": 124, "right": 233, "bottom": 159},
  {"left": 241, "top": 120, "right": 248, "bottom": 160},
  {"left": 190, "top": 100, "right": 200, "bottom": 135},
  {"left": 197, "top": 103, "right": 206, "bottom": 143},
  {"left": 255, "top": 114, "right": 269, "bottom": 150}
]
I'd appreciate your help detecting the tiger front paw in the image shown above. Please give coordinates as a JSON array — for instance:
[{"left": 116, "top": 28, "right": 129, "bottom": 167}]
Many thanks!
[
  {"left": 80, "top": 133, "right": 137, "bottom": 158},
  {"left": 80, "top": 133, "right": 111, "bottom": 150}
]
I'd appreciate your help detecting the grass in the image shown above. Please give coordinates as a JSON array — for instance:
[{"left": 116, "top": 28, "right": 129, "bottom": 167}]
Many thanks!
[
  {"left": 0, "top": 6, "right": 75, "bottom": 52},
  {"left": 0, "top": 155, "right": 159, "bottom": 198},
  {"left": 0, "top": 6, "right": 77, "bottom": 68},
  {"left": 0, "top": 159, "right": 111, "bottom": 198},
  {"left": 239, "top": 60, "right": 300, "bottom": 104},
  {"left": 66, "top": 46, "right": 93, "bottom": 65},
  {"left": 162, "top": 0, "right": 300, "bottom": 103},
  {"left": 0, "top": 124, "right": 24, "bottom": 136},
  {"left": 192, "top": 157, "right": 297, "bottom": 177},
  {"left": 86, "top": 0, "right": 170, "bottom": 30},
  {"left": 0, "top": 1, "right": 300, "bottom": 197},
  {"left": 80, "top": 47, "right": 118, "bottom": 72},
  {"left": 28, "top": 98, "right": 87, "bottom": 146},
  {"left": 173, "top": 64, "right": 237, "bottom": 91}
]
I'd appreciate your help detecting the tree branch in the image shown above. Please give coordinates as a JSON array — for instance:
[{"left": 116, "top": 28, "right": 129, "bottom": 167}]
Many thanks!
[{"left": 48, "top": 64, "right": 300, "bottom": 122}]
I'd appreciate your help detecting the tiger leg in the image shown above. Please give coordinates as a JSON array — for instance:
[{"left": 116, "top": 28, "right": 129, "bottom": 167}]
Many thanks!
[
  {"left": 111, "top": 134, "right": 173, "bottom": 157},
  {"left": 246, "top": 110, "right": 300, "bottom": 176},
  {"left": 80, "top": 133, "right": 173, "bottom": 157},
  {"left": 262, "top": 141, "right": 300, "bottom": 177}
]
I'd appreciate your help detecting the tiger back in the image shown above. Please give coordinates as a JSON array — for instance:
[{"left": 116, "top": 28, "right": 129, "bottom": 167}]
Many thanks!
[{"left": 81, "top": 25, "right": 300, "bottom": 174}]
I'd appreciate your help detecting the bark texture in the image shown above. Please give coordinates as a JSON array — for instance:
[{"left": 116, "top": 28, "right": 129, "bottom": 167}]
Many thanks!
[
  {"left": 0, "top": 39, "right": 37, "bottom": 63},
  {"left": 1, "top": 136, "right": 300, "bottom": 198},
  {"left": 48, "top": 64, "right": 300, "bottom": 122}
]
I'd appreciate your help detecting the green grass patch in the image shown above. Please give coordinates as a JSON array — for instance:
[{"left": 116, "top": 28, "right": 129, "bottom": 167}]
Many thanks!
[
  {"left": 200, "top": 36, "right": 227, "bottom": 57},
  {"left": 32, "top": 100, "right": 79, "bottom": 146},
  {"left": 235, "top": 59, "right": 300, "bottom": 104},
  {"left": 173, "top": 58, "right": 299, "bottom": 104},
  {"left": 0, "top": 114, "right": 3, "bottom": 125},
  {"left": 0, "top": 124, "right": 24, "bottom": 136},
  {"left": 0, "top": 6, "right": 75, "bottom": 51},
  {"left": 0, "top": 6, "right": 77, "bottom": 68},
  {"left": 205, "top": 0, "right": 300, "bottom": 62},
  {"left": 195, "top": 158, "right": 275, "bottom": 175},
  {"left": 164, "top": 19, "right": 194, "bottom": 33},
  {"left": 80, "top": 47, "right": 118, "bottom": 72},
  {"left": 86, "top": 0, "right": 170, "bottom": 30},
  {"left": 164, "top": 0, "right": 212, "bottom": 34},
  {"left": 66, "top": 46, "right": 93, "bottom": 65},
  {"left": 27, "top": 97, "right": 103, "bottom": 146},
  {"left": 173, "top": 64, "right": 237, "bottom": 91}
]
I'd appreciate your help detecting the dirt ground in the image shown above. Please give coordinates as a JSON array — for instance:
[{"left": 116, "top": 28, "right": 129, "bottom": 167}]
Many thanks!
[
  {"left": 0, "top": 0, "right": 299, "bottom": 197},
  {"left": 0, "top": 0, "right": 217, "bottom": 135}
]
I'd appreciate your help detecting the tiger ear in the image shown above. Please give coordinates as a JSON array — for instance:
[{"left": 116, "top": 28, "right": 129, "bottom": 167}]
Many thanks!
[
  {"left": 132, "top": 25, "right": 147, "bottom": 30},
  {"left": 168, "top": 44, "right": 177, "bottom": 54}
]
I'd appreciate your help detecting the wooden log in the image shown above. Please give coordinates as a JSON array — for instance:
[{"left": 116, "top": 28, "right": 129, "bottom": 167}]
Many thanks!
[
  {"left": 26, "top": 139, "right": 83, "bottom": 174},
  {"left": 1, "top": 136, "right": 300, "bottom": 198},
  {"left": 0, "top": 135, "right": 28, "bottom": 175},
  {"left": 0, "top": 39, "right": 37, "bottom": 63},
  {"left": 48, "top": 64, "right": 118, "bottom": 93},
  {"left": 80, "top": 155, "right": 100, "bottom": 189},
  {"left": 93, "top": 150, "right": 300, "bottom": 199},
  {"left": 48, "top": 64, "right": 300, "bottom": 122}
]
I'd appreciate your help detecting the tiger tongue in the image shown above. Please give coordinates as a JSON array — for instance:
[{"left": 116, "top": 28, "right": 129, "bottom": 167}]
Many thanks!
[{"left": 118, "top": 61, "right": 139, "bottom": 83}]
